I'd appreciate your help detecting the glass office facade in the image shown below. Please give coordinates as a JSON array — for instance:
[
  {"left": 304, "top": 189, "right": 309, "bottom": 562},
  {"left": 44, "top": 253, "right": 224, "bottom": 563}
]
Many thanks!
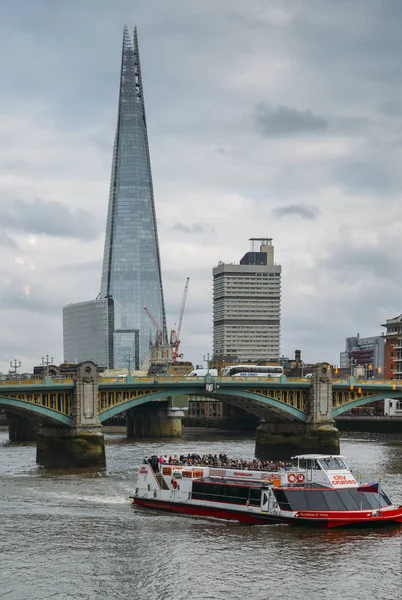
[
  {"left": 113, "top": 330, "right": 140, "bottom": 371},
  {"left": 100, "top": 27, "right": 166, "bottom": 369},
  {"left": 63, "top": 298, "right": 120, "bottom": 367}
]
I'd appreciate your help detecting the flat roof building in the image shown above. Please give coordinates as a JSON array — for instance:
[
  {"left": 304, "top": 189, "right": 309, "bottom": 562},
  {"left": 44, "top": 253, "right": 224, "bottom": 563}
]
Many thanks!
[
  {"left": 213, "top": 238, "right": 281, "bottom": 362},
  {"left": 382, "top": 314, "right": 402, "bottom": 379},
  {"left": 63, "top": 298, "right": 120, "bottom": 367},
  {"left": 340, "top": 332, "right": 385, "bottom": 377}
]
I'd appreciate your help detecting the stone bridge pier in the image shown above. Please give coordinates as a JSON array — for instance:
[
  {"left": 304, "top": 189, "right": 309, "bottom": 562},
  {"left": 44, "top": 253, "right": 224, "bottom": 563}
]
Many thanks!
[
  {"left": 126, "top": 402, "right": 185, "bottom": 438},
  {"left": 255, "top": 363, "right": 340, "bottom": 459},
  {"left": 37, "top": 362, "right": 106, "bottom": 468}
]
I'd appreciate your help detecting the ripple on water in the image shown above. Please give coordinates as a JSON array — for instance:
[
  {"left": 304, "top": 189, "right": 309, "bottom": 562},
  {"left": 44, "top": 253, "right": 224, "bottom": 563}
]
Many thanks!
[{"left": 0, "top": 430, "right": 401, "bottom": 600}]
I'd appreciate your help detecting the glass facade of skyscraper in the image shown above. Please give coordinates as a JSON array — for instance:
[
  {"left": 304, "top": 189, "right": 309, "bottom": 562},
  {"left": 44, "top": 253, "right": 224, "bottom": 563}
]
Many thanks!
[
  {"left": 63, "top": 298, "right": 120, "bottom": 367},
  {"left": 63, "top": 28, "right": 166, "bottom": 369},
  {"left": 100, "top": 27, "right": 166, "bottom": 369}
]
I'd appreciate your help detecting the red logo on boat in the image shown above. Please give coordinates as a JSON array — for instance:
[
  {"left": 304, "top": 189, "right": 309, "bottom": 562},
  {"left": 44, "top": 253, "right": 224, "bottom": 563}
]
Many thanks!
[{"left": 139, "top": 466, "right": 148, "bottom": 474}]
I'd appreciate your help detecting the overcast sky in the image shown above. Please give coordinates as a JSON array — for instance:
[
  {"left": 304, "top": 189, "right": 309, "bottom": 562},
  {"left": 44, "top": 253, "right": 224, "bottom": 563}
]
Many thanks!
[{"left": 0, "top": 0, "right": 401, "bottom": 372}]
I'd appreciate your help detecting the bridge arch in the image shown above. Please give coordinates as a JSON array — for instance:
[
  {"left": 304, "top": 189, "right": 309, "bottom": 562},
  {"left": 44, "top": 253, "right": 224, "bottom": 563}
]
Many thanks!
[
  {"left": 0, "top": 397, "right": 73, "bottom": 426},
  {"left": 99, "top": 386, "right": 307, "bottom": 423},
  {"left": 333, "top": 392, "right": 402, "bottom": 417}
]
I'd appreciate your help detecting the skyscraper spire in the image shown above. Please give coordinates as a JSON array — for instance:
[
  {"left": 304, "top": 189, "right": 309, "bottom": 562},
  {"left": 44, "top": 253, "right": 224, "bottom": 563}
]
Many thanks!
[{"left": 100, "top": 27, "right": 167, "bottom": 368}]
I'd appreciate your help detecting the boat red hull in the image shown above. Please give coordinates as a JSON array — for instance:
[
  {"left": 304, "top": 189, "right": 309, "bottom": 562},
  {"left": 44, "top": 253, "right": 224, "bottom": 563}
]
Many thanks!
[
  {"left": 134, "top": 499, "right": 402, "bottom": 528},
  {"left": 133, "top": 497, "right": 287, "bottom": 525},
  {"left": 291, "top": 509, "right": 402, "bottom": 529}
]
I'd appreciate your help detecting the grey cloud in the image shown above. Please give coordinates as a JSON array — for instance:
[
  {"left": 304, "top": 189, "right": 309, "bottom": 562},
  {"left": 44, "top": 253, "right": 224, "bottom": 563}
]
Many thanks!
[
  {"left": 46, "top": 259, "right": 102, "bottom": 274},
  {"left": 0, "top": 280, "right": 62, "bottom": 315},
  {"left": 0, "top": 232, "right": 21, "bottom": 250},
  {"left": 172, "top": 223, "right": 215, "bottom": 235},
  {"left": 253, "top": 103, "right": 328, "bottom": 137},
  {"left": 1, "top": 198, "right": 99, "bottom": 241},
  {"left": 319, "top": 236, "right": 398, "bottom": 282},
  {"left": 334, "top": 159, "right": 399, "bottom": 195},
  {"left": 1, "top": 160, "right": 41, "bottom": 174},
  {"left": 1, "top": 0, "right": 402, "bottom": 370},
  {"left": 272, "top": 204, "right": 319, "bottom": 220}
]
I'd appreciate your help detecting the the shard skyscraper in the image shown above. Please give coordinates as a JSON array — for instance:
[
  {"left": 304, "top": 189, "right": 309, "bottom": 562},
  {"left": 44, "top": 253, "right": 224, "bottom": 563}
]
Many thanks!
[
  {"left": 101, "top": 26, "right": 166, "bottom": 368},
  {"left": 63, "top": 27, "right": 166, "bottom": 370}
]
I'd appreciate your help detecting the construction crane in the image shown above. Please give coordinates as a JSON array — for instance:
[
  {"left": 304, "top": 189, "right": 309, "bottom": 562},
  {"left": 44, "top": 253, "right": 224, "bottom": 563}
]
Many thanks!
[
  {"left": 170, "top": 277, "right": 190, "bottom": 362},
  {"left": 144, "top": 306, "right": 163, "bottom": 344}
]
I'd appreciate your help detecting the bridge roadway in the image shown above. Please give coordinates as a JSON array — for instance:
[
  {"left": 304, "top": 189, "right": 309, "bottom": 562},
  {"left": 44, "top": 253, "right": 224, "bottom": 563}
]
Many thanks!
[{"left": 0, "top": 373, "right": 400, "bottom": 427}]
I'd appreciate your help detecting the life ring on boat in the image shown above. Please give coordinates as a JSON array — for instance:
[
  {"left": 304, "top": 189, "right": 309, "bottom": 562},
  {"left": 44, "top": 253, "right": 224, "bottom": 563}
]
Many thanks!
[
  {"left": 297, "top": 473, "right": 305, "bottom": 483},
  {"left": 172, "top": 480, "right": 178, "bottom": 489},
  {"left": 287, "top": 473, "right": 297, "bottom": 483},
  {"left": 268, "top": 474, "right": 276, "bottom": 483}
]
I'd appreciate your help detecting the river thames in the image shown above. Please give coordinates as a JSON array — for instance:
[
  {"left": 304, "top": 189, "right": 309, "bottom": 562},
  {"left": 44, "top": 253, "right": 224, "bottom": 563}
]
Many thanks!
[{"left": 1, "top": 429, "right": 401, "bottom": 600}]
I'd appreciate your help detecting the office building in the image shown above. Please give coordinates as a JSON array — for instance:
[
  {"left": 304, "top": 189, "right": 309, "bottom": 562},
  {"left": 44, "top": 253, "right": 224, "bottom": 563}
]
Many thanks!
[
  {"left": 213, "top": 238, "right": 281, "bottom": 362},
  {"left": 63, "top": 27, "right": 166, "bottom": 369},
  {"left": 63, "top": 298, "right": 120, "bottom": 367},
  {"left": 339, "top": 333, "right": 385, "bottom": 377},
  {"left": 382, "top": 314, "right": 402, "bottom": 379}
]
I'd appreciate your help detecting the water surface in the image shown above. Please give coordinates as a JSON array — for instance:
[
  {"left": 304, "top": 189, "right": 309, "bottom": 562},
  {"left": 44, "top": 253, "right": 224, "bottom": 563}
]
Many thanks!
[{"left": 1, "top": 430, "right": 401, "bottom": 599}]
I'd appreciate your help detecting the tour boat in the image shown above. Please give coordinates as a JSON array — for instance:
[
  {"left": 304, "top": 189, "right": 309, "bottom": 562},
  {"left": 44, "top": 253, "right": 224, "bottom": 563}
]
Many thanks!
[{"left": 132, "top": 454, "right": 402, "bottom": 528}]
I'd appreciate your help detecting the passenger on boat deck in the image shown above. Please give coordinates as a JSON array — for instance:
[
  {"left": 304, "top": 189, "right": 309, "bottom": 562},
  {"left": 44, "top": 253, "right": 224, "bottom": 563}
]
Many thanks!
[{"left": 154, "top": 453, "right": 292, "bottom": 471}]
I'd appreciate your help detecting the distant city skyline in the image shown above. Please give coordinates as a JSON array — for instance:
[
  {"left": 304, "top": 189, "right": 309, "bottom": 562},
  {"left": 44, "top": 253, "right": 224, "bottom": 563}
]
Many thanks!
[{"left": 0, "top": 2, "right": 401, "bottom": 371}]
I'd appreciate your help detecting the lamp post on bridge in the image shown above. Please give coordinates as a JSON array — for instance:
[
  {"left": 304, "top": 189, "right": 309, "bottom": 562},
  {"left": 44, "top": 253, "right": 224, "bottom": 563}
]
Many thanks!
[
  {"left": 10, "top": 359, "right": 21, "bottom": 379},
  {"left": 164, "top": 349, "right": 169, "bottom": 377},
  {"left": 41, "top": 355, "right": 54, "bottom": 378},
  {"left": 124, "top": 354, "right": 132, "bottom": 377},
  {"left": 203, "top": 353, "right": 210, "bottom": 376},
  {"left": 203, "top": 353, "right": 216, "bottom": 392}
]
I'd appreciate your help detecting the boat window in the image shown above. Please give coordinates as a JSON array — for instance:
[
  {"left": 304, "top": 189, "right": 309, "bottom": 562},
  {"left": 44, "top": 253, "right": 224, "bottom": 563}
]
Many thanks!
[
  {"left": 192, "top": 481, "right": 253, "bottom": 505},
  {"left": 273, "top": 488, "right": 393, "bottom": 513},
  {"left": 249, "top": 488, "right": 261, "bottom": 506},
  {"left": 288, "top": 491, "right": 309, "bottom": 511},
  {"left": 298, "top": 459, "right": 306, "bottom": 470},
  {"left": 273, "top": 490, "right": 291, "bottom": 511},
  {"left": 305, "top": 491, "right": 328, "bottom": 511},
  {"left": 322, "top": 490, "right": 347, "bottom": 511},
  {"left": 327, "top": 489, "right": 391, "bottom": 510},
  {"left": 274, "top": 490, "right": 309, "bottom": 511},
  {"left": 321, "top": 458, "right": 347, "bottom": 470},
  {"left": 306, "top": 459, "right": 321, "bottom": 470},
  {"left": 336, "top": 489, "right": 360, "bottom": 510}
]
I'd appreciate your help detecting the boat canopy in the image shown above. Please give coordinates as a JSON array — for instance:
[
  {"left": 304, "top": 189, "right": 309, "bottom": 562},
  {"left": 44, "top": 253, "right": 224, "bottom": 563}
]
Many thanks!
[{"left": 292, "top": 455, "right": 348, "bottom": 472}]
